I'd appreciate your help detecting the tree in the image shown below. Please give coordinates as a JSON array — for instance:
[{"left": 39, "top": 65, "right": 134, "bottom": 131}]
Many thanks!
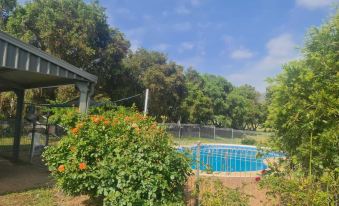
[
  {"left": 5, "top": 0, "right": 130, "bottom": 100},
  {"left": 142, "top": 62, "right": 186, "bottom": 121},
  {"left": 181, "top": 80, "right": 213, "bottom": 124},
  {"left": 201, "top": 74, "right": 233, "bottom": 124},
  {"left": 119, "top": 49, "right": 168, "bottom": 108},
  {"left": 0, "top": 0, "right": 16, "bottom": 29},
  {"left": 266, "top": 11, "right": 339, "bottom": 175},
  {"left": 225, "top": 85, "right": 265, "bottom": 130}
]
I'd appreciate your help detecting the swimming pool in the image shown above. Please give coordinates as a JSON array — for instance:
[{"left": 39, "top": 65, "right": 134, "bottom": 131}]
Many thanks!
[{"left": 180, "top": 144, "right": 279, "bottom": 172}]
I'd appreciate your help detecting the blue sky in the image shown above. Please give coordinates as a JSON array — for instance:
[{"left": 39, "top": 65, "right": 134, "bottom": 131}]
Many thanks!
[
  {"left": 19, "top": 0, "right": 337, "bottom": 92},
  {"left": 98, "top": 0, "right": 336, "bottom": 92}
]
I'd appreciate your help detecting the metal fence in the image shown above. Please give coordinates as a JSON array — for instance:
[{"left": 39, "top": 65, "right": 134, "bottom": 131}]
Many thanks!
[
  {"left": 164, "top": 123, "right": 270, "bottom": 144},
  {"left": 181, "top": 143, "right": 276, "bottom": 177},
  {"left": 0, "top": 117, "right": 65, "bottom": 164}
]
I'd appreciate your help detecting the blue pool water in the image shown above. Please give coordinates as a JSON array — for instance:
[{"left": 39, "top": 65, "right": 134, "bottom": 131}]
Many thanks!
[{"left": 180, "top": 144, "right": 280, "bottom": 172}]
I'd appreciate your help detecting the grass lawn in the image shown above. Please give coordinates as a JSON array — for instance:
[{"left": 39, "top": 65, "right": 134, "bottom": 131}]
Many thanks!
[
  {"left": 0, "top": 187, "right": 55, "bottom": 206},
  {"left": 0, "top": 187, "right": 97, "bottom": 206}
]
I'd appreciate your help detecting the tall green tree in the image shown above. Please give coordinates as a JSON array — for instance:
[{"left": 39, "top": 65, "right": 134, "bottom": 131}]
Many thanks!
[
  {"left": 267, "top": 11, "right": 339, "bottom": 175},
  {"left": 202, "top": 74, "right": 233, "bottom": 124},
  {"left": 181, "top": 70, "right": 213, "bottom": 124},
  {"left": 142, "top": 62, "right": 186, "bottom": 121},
  {"left": 119, "top": 48, "right": 168, "bottom": 107},
  {"left": 225, "top": 85, "right": 265, "bottom": 130}
]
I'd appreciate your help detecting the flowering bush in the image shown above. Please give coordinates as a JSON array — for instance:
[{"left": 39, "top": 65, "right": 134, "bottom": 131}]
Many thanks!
[{"left": 43, "top": 108, "right": 191, "bottom": 205}]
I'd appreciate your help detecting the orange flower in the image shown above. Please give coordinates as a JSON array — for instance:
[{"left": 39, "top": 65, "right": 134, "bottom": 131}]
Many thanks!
[
  {"left": 58, "top": 165, "right": 65, "bottom": 172},
  {"left": 90, "top": 115, "right": 101, "bottom": 124},
  {"left": 103, "top": 120, "right": 110, "bottom": 125},
  {"left": 79, "top": 162, "right": 87, "bottom": 170},
  {"left": 76, "top": 122, "right": 84, "bottom": 128},
  {"left": 71, "top": 127, "right": 79, "bottom": 135},
  {"left": 124, "top": 116, "right": 130, "bottom": 122}
]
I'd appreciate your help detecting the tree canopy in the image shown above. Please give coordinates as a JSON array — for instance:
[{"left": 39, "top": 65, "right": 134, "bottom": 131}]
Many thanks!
[
  {"left": 266, "top": 11, "right": 339, "bottom": 175},
  {"left": 0, "top": 0, "right": 267, "bottom": 130}
]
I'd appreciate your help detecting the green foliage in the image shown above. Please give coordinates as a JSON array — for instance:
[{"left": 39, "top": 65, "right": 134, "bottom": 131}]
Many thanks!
[
  {"left": 43, "top": 109, "right": 191, "bottom": 205},
  {"left": 0, "top": 0, "right": 16, "bottom": 29},
  {"left": 181, "top": 79, "right": 213, "bottom": 124},
  {"left": 266, "top": 11, "right": 339, "bottom": 175},
  {"left": 142, "top": 62, "right": 187, "bottom": 122},
  {"left": 240, "top": 137, "right": 257, "bottom": 145},
  {"left": 227, "top": 85, "right": 265, "bottom": 130},
  {"left": 48, "top": 107, "right": 80, "bottom": 130},
  {"left": 263, "top": 10, "right": 339, "bottom": 206},
  {"left": 0, "top": 91, "right": 16, "bottom": 118},
  {"left": 197, "top": 178, "right": 250, "bottom": 206},
  {"left": 260, "top": 160, "right": 338, "bottom": 206}
]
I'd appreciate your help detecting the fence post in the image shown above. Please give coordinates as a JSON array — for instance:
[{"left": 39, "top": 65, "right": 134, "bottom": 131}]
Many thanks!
[
  {"left": 213, "top": 126, "right": 216, "bottom": 140},
  {"left": 195, "top": 142, "right": 201, "bottom": 206},
  {"left": 198, "top": 126, "right": 201, "bottom": 139},
  {"left": 30, "top": 122, "right": 36, "bottom": 162},
  {"left": 231, "top": 128, "right": 234, "bottom": 139},
  {"left": 178, "top": 125, "right": 181, "bottom": 139}
]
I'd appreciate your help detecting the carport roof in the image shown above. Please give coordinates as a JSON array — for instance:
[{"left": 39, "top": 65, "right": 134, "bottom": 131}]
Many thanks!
[{"left": 0, "top": 31, "right": 97, "bottom": 91}]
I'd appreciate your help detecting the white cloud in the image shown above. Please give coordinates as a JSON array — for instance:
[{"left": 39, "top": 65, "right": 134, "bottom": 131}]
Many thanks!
[
  {"left": 175, "top": 6, "right": 191, "bottom": 15},
  {"left": 172, "top": 22, "right": 192, "bottom": 31},
  {"left": 296, "top": 0, "right": 336, "bottom": 9},
  {"left": 230, "top": 48, "right": 254, "bottom": 60},
  {"left": 153, "top": 43, "right": 170, "bottom": 51},
  {"left": 178, "top": 42, "right": 195, "bottom": 52},
  {"left": 226, "top": 33, "right": 299, "bottom": 92},
  {"left": 257, "top": 33, "right": 297, "bottom": 70}
]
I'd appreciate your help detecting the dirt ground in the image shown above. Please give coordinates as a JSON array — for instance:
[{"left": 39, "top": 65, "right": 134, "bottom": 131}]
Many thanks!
[
  {"left": 0, "top": 158, "right": 50, "bottom": 195},
  {"left": 185, "top": 176, "right": 272, "bottom": 206}
]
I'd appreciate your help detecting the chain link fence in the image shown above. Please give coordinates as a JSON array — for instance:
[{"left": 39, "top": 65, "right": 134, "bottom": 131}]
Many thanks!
[
  {"left": 163, "top": 123, "right": 271, "bottom": 146},
  {"left": 0, "top": 117, "right": 66, "bottom": 165}
]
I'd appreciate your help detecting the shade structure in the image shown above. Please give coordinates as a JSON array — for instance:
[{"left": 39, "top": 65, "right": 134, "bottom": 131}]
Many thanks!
[{"left": 0, "top": 31, "right": 98, "bottom": 161}]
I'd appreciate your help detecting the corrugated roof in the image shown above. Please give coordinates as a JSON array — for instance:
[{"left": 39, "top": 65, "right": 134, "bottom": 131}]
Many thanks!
[{"left": 0, "top": 31, "right": 97, "bottom": 88}]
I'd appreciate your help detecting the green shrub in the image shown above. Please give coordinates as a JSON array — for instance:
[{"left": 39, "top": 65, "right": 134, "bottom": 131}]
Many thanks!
[
  {"left": 241, "top": 137, "right": 257, "bottom": 145},
  {"left": 259, "top": 159, "right": 338, "bottom": 206},
  {"left": 47, "top": 107, "right": 81, "bottom": 130},
  {"left": 43, "top": 109, "right": 191, "bottom": 205}
]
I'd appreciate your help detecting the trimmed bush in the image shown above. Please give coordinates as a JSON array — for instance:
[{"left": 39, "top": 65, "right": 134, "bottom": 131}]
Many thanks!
[
  {"left": 43, "top": 109, "right": 191, "bottom": 205},
  {"left": 241, "top": 137, "right": 257, "bottom": 145}
]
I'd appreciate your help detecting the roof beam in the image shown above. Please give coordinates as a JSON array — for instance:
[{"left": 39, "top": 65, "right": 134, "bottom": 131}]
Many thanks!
[{"left": 0, "top": 76, "right": 24, "bottom": 90}]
